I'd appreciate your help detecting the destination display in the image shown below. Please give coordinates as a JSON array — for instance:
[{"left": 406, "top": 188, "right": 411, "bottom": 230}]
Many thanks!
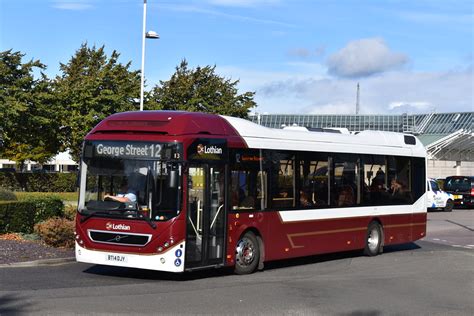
[{"left": 83, "top": 141, "right": 182, "bottom": 160}]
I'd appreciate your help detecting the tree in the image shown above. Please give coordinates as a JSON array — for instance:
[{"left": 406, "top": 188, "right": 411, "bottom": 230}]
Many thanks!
[
  {"left": 55, "top": 43, "right": 141, "bottom": 161},
  {"left": 0, "top": 50, "right": 62, "bottom": 167},
  {"left": 148, "top": 59, "right": 256, "bottom": 118}
]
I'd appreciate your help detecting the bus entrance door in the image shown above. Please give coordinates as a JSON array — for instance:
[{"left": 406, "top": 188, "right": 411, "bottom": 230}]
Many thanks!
[{"left": 186, "top": 165, "right": 226, "bottom": 269}]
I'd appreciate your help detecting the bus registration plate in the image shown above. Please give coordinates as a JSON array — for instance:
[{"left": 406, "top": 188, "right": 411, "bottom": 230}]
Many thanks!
[{"left": 106, "top": 254, "right": 128, "bottom": 263}]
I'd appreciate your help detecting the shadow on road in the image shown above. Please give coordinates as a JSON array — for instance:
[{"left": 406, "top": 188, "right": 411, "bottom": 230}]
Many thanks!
[
  {"left": 83, "top": 264, "right": 234, "bottom": 281},
  {"left": 0, "top": 294, "right": 33, "bottom": 315},
  {"left": 82, "top": 242, "right": 422, "bottom": 281},
  {"left": 264, "top": 242, "right": 421, "bottom": 271}
]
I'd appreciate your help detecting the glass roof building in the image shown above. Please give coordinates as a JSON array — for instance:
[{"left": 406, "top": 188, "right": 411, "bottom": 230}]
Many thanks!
[
  {"left": 249, "top": 112, "right": 472, "bottom": 144},
  {"left": 248, "top": 112, "right": 473, "bottom": 177}
]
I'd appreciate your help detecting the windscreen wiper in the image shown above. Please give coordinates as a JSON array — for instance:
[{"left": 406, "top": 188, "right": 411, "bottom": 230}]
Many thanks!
[
  {"left": 138, "top": 214, "right": 157, "bottom": 229},
  {"left": 80, "top": 210, "right": 122, "bottom": 224}
]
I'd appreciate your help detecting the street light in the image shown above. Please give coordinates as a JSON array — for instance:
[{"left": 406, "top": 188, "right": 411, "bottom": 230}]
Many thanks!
[{"left": 139, "top": 0, "right": 159, "bottom": 111}]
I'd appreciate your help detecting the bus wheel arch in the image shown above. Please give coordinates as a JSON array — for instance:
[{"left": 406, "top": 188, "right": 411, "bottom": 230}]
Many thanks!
[
  {"left": 234, "top": 229, "right": 263, "bottom": 274},
  {"left": 364, "top": 220, "right": 384, "bottom": 256}
]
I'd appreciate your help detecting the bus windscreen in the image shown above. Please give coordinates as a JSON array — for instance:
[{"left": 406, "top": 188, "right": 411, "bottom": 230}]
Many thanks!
[{"left": 79, "top": 141, "right": 182, "bottom": 222}]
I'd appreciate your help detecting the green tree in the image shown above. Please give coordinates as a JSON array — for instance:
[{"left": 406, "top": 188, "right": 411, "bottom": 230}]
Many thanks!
[
  {"left": 55, "top": 43, "right": 141, "bottom": 161},
  {"left": 148, "top": 59, "right": 256, "bottom": 118},
  {"left": 0, "top": 50, "right": 62, "bottom": 168}
]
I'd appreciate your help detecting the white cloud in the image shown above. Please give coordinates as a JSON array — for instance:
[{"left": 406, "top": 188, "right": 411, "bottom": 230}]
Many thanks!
[
  {"left": 389, "top": 101, "right": 432, "bottom": 111},
  {"left": 326, "top": 38, "right": 408, "bottom": 78},
  {"left": 158, "top": 3, "right": 295, "bottom": 28},
  {"left": 288, "top": 46, "right": 326, "bottom": 59},
  {"left": 52, "top": 0, "right": 93, "bottom": 10},
  {"left": 243, "top": 68, "right": 472, "bottom": 115}
]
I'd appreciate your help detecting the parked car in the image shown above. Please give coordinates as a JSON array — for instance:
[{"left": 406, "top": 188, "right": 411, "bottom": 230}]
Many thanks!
[
  {"left": 444, "top": 176, "right": 474, "bottom": 208},
  {"left": 427, "top": 178, "right": 454, "bottom": 212}
]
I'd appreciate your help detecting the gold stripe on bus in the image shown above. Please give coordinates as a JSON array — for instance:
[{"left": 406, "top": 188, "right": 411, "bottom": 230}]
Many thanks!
[
  {"left": 287, "top": 227, "right": 366, "bottom": 249},
  {"left": 286, "top": 222, "right": 426, "bottom": 249}
]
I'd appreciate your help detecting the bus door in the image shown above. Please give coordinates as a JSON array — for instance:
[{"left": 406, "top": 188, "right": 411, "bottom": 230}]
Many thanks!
[{"left": 186, "top": 164, "right": 226, "bottom": 269}]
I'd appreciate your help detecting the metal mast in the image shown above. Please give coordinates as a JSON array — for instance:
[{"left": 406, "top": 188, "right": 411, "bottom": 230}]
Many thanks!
[{"left": 356, "top": 82, "right": 360, "bottom": 115}]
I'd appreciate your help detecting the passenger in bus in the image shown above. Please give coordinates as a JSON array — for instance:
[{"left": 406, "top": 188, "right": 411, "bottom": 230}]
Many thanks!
[
  {"left": 390, "top": 179, "right": 412, "bottom": 204},
  {"left": 104, "top": 180, "right": 137, "bottom": 203},
  {"left": 241, "top": 195, "right": 255, "bottom": 208},
  {"left": 337, "top": 186, "right": 355, "bottom": 206},
  {"left": 299, "top": 190, "right": 312, "bottom": 207}
]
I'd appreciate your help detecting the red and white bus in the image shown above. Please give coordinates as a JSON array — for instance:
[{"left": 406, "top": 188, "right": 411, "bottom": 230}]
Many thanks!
[{"left": 75, "top": 111, "right": 427, "bottom": 274}]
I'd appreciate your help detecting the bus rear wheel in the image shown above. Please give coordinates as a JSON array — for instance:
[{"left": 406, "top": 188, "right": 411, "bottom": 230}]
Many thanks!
[
  {"left": 363, "top": 222, "right": 383, "bottom": 256},
  {"left": 234, "top": 231, "right": 260, "bottom": 275}
]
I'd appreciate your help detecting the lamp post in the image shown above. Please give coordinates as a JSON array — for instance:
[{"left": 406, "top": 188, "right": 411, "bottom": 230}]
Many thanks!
[{"left": 139, "top": 0, "right": 159, "bottom": 111}]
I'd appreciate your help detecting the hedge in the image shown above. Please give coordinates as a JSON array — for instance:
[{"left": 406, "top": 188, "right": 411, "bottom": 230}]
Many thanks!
[
  {"left": 0, "top": 172, "right": 77, "bottom": 192},
  {"left": 15, "top": 192, "right": 78, "bottom": 202},
  {"left": 0, "top": 197, "right": 64, "bottom": 233}
]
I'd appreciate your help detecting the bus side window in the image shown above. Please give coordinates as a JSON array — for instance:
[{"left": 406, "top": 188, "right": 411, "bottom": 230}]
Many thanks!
[
  {"left": 270, "top": 152, "right": 295, "bottom": 209},
  {"left": 230, "top": 168, "right": 266, "bottom": 211},
  {"left": 299, "top": 154, "right": 329, "bottom": 207},
  {"left": 363, "top": 155, "right": 387, "bottom": 206},
  {"left": 333, "top": 154, "right": 359, "bottom": 207}
]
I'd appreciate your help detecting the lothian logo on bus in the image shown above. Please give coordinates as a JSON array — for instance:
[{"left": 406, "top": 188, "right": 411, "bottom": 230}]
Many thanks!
[
  {"left": 106, "top": 222, "right": 131, "bottom": 231},
  {"left": 197, "top": 144, "right": 223, "bottom": 155}
]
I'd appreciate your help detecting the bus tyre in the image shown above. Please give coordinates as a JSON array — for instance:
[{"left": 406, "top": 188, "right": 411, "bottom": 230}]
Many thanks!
[
  {"left": 234, "top": 231, "right": 260, "bottom": 275},
  {"left": 444, "top": 199, "right": 453, "bottom": 212},
  {"left": 363, "top": 222, "right": 383, "bottom": 257}
]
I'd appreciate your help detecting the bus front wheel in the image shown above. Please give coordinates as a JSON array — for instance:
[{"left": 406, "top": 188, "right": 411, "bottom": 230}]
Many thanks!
[
  {"left": 234, "top": 231, "right": 260, "bottom": 275},
  {"left": 363, "top": 222, "right": 383, "bottom": 256}
]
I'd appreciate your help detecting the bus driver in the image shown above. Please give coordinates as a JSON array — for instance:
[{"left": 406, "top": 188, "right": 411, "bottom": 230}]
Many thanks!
[{"left": 104, "top": 180, "right": 137, "bottom": 203}]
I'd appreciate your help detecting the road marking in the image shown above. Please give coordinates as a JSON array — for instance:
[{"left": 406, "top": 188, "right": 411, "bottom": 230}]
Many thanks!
[
  {"left": 433, "top": 238, "right": 440, "bottom": 241},
  {"left": 445, "top": 220, "right": 474, "bottom": 232}
]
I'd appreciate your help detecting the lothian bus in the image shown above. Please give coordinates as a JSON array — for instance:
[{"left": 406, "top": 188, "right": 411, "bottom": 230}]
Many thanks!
[{"left": 75, "top": 111, "right": 427, "bottom": 274}]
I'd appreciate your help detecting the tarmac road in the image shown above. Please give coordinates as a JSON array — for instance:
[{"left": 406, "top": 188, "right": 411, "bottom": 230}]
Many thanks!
[{"left": 0, "top": 209, "right": 473, "bottom": 315}]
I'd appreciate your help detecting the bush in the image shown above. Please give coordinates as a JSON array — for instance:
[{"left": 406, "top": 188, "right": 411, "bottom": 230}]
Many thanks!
[
  {"left": 0, "top": 188, "right": 17, "bottom": 201},
  {"left": 0, "top": 172, "right": 77, "bottom": 192},
  {"left": 63, "top": 204, "right": 77, "bottom": 221},
  {"left": 15, "top": 192, "right": 78, "bottom": 202},
  {"left": 0, "top": 197, "right": 64, "bottom": 234},
  {"left": 0, "top": 201, "right": 36, "bottom": 233},
  {"left": 34, "top": 217, "right": 75, "bottom": 248},
  {"left": 24, "top": 196, "right": 64, "bottom": 223}
]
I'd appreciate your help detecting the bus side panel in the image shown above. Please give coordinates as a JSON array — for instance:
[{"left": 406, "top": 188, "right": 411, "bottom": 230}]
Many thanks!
[
  {"left": 382, "top": 213, "right": 414, "bottom": 246},
  {"left": 411, "top": 212, "right": 427, "bottom": 242},
  {"left": 227, "top": 210, "right": 426, "bottom": 264},
  {"left": 227, "top": 212, "right": 368, "bottom": 262},
  {"left": 225, "top": 212, "right": 269, "bottom": 267}
]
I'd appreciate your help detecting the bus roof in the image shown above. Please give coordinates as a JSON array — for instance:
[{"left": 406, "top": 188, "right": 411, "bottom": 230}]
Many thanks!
[
  {"left": 88, "top": 111, "right": 240, "bottom": 137},
  {"left": 87, "top": 111, "right": 426, "bottom": 157},
  {"left": 221, "top": 115, "right": 426, "bottom": 158}
]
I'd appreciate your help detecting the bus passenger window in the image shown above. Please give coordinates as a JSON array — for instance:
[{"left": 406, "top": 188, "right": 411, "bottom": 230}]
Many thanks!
[
  {"left": 387, "top": 156, "right": 413, "bottom": 204},
  {"left": 299, "top": 155, "right": 329, "bottom": 207},
  {"left": 333, "top": 155, "right": 359, "bottom": 207},
  {"left": 363, "top": 155, "right": 388, "bottom": 205},
  {"left": 230, "top": 149, "right": 268, "bottom": 210},
  {"left": 270, "top": 153, "right": 295, "bottom": 209}
]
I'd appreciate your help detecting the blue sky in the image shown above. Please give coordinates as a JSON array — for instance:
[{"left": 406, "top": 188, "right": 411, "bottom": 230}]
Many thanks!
[{"left": 1, "top": 0, "right": 473, "bottom": 114}]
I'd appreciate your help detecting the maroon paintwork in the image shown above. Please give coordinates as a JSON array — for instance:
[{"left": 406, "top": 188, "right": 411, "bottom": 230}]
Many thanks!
[
  {"left": 224, "top": 212, "right": 426, "bottom": 265},
  {"left": 76, "top": 110, "right": 427, "bottom": 270}
]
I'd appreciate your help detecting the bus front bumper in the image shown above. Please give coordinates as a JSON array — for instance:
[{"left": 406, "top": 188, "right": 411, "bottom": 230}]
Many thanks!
[{"left": 75, "top": 242, "right": 186, "bottom": 273}]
